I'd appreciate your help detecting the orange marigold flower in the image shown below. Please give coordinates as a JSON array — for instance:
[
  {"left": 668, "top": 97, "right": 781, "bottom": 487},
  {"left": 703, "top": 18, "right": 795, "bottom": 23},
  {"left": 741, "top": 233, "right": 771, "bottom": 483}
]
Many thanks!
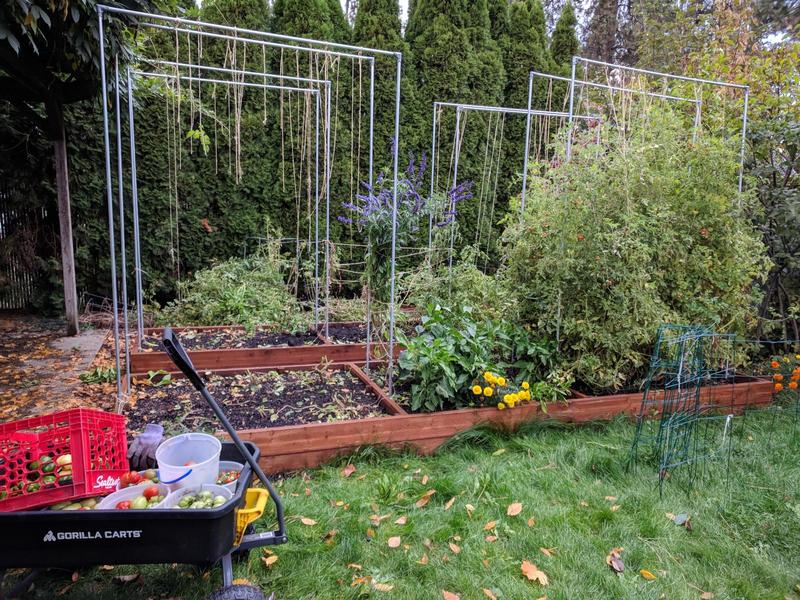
[
  {"left": 774, "top": 374, "right": 784, "bottom": 382},
  {"left": 774, "top": 383, "right": 783, "bottom": 392},
  {"left": 790, "top": 381, "right": 798, "bottom": 390},
  {"left": 771, "top": 360, "right": 780, "bottom": 369}
]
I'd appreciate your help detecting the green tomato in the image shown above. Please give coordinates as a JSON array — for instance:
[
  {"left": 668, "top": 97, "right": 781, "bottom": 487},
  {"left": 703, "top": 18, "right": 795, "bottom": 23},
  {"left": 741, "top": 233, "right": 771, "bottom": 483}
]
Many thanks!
[
  {"left": 213, "top": 496, "right": 227, "bottom": 507},
  {"left": 131, "top": 496, "right": 149, "bottom": 510}
]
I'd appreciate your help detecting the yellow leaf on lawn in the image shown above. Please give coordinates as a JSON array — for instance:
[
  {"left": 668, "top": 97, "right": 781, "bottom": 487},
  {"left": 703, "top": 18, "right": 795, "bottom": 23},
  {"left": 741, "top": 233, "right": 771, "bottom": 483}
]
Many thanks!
[
  {"left": 442, "top": 591, "right": 460, "bottom": 600},
  {"left": 540, "top": 547, "right": 555, "bottom": 557},
  {"left": 604, "top": 496, "right": 617, "bottom": 502},
  {"left": 444, "top": 497, "right": 456, "bottom": 511},
  {"left": 527, "top": 517, "right": 536, "bottom": 527},
  {"left": 352, "top": 576, "right": 372, "bottom": 587},
  {"left": 232, "top": 578, "right": 252, "bottom": 586},
  {"left": 484, "top": 520, "right": 497, "bottom": 531},
  {"left": 639, "top": 569, "right": 657, "bottom": 581},
  {"left": 304, "top": 487, "right": 311, "bottom": 496},
  {"left": 415, "top": 489, "right": 436, "bottom": 508},
  {"left": 610, "top": 505, "right": 621, "bottom": 512},
  {"left": 521, "top": 560, "right": 549, "bottom": 586},
  {"left": 465, "top": 504, "right": 475, "bottom": 516},
  {"left": 300, "top": 517, "right": 317, "bottom": 526},
  {"left": 347, "top": 563, "right": 362, "bottom": 570},
  {"left": 507, "top": 502, "right": 523, "bottom": 516},
  {"left": 485, "top": 535, "right": 498, "bottom": 542},
  {"left": 418, "top": 553, "right": 429, "bottom": 565},
  {"left": 341, "top": 464, "right": 356, "bottom": 478},
  {"left": 394, "top": 516, "right": 407, "bottom": 525},
  {"left": 448, "top": 542, "right": 461, "bottom": 554},
  {"left": 388, "top": 536, "right": 402, "bottom": 548},
  {"left": 422, "top": 475, "right": 429, "bottom": 485},
  {"left": 700, "top": 593, "right": 714, "bottom": 599},
  {"left": 373, "top": 582, "right": 394, "bottom": 592},
  {"left": 482, "top": 589, "right": 498, "bottom": 600},
  {"left": 423, "top": 538, "right": 433, "bottom": 549},
  {"left": 665, "top": 512, "right": 676, "bottom": 520},
  {"left": 580, "top": 501, "right": 589, "bottom": 507},
  {"left": 261, "top": 555, "right": 278, "bottom": 567}
]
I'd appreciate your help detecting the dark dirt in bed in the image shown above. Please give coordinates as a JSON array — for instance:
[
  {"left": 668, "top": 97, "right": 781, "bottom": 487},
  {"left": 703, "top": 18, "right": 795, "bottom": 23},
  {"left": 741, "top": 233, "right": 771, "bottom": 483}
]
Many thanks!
[{"left": 140, "top": 327, "right": 321, "bottom": 352}]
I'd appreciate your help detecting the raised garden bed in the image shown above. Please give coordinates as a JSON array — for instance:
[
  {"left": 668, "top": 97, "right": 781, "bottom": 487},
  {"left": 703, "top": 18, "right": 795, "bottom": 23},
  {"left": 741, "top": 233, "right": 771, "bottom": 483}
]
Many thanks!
[
  {"left": 123, "top": 363, "right": 405, "bottom": 436},
  {"left": 139, "top": 325, "right": 322, "bottom": 352},
  {"left": 230, "top": 373, "right": 772, "bottom": 474}
]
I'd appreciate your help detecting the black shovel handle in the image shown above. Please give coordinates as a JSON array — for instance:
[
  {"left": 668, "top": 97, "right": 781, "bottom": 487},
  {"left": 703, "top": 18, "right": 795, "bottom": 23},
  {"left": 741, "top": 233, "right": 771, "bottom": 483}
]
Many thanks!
[{"left": 162, "top": 327, "right": 287, "bottom": 545}]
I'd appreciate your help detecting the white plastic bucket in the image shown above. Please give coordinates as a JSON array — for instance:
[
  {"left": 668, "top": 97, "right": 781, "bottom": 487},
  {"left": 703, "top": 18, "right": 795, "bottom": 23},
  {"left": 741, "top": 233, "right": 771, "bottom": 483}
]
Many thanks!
[
  {"left": 160, "top": 483, "right": 233, "bottom": 509},
  {"left": 155, "top": 433, "right": 221, "bottom": 490},
  {"left": 97, "top": 483, "right": 171, "bottom": 510},
  {"left": 217, "top": 461, "right": 244, "bottom": 493}
]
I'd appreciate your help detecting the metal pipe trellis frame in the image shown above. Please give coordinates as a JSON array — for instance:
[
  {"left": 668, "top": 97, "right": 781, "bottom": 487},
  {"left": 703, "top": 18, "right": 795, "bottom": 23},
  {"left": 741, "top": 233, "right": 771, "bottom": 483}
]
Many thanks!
[
  {"left": 563, "top": 56, "right": 749, "bottom": 196},
  {"left": 428, "top": 101, "right": 601, "bottom": 239},
  {"left": 115, "top": 68, "right": 324, "bottom": 404},
  {"left": 127, "top": 64, "right": 331, "bottom": 348},
  {"left": 99, "top": 6, "right": 403, "bottom": 400}
]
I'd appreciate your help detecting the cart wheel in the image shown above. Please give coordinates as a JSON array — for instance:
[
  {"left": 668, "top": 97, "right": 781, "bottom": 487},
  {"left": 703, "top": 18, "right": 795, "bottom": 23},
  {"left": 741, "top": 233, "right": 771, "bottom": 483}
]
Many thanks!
[{"left": 205, "top": 583, "right": 267, "bottom": 600}]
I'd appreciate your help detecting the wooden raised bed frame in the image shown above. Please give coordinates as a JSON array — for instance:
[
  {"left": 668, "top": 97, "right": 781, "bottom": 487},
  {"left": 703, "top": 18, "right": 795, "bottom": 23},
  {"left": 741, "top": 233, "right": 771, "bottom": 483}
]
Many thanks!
[
  {"left": 128, "top": 325, "right": 400, "bottom": 375},
  {"left": 234, "top": 375, "right": 772, "bottom": 474}
]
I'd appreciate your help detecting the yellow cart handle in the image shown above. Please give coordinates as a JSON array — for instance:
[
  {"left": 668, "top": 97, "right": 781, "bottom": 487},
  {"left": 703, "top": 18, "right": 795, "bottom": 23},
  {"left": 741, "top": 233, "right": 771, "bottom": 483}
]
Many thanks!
[{"left": 234, "top": 488, "right": 270, "bottom": 546}]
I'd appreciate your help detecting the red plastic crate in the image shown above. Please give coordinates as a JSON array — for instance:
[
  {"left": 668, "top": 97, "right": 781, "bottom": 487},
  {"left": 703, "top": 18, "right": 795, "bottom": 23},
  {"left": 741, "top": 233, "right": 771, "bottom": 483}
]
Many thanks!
[{"left": 0, "top": 408, "right": 128, "bottom": 512}]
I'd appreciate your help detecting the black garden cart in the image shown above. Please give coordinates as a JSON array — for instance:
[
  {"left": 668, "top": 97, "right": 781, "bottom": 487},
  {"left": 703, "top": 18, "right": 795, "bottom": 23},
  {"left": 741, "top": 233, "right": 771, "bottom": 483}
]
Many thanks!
[{"left": 0, "top": 327, "right": 287, "bottom": 600}]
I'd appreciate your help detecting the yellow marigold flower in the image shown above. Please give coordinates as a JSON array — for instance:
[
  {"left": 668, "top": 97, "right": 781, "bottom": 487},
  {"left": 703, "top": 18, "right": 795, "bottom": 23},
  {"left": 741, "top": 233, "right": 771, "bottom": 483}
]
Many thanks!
[
  {"left": 472, "top": 385, "right": 482, "bottom": 395},
  {"left": 483, "top": 372, "right": 492, "bottom": 382},
  {"left": 483, "top": 387, "right": 494, "bottom": 397},
  {"left": 522, "top": 381, "right": 530, "bottom": 390},
  {"left": 503, "top": 394, "right": 511, "bottom": 403},
  {"left": 497, "top": 377, "right": 506, "bottom": 387},
  {"left": 796, "top": 354, "right": 800, "bottom": 360},
  {"left": 497, "top": 402, "right": 505, "bottom": 411},
  {"left": 522, "top": 390, "right": 531, "bottom": 401}
]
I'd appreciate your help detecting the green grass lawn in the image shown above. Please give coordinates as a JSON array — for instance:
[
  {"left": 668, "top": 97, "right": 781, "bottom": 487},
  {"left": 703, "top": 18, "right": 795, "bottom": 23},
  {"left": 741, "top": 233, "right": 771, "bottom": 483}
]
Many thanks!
[{"left": 11, "top": 412, "right": 800, "bottom": 600}]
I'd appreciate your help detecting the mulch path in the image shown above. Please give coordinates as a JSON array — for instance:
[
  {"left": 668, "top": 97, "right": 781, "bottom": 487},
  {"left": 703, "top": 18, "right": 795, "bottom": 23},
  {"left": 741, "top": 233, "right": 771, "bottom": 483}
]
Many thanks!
[
  {"left": 124, "top": 367, "right": 388, "bottom": 435},
  {"left": 139, "top": 327, "right": 322, "bottom": 352},
  {"left": 0, "top": 316, "right": 112, "bottom": 423}
]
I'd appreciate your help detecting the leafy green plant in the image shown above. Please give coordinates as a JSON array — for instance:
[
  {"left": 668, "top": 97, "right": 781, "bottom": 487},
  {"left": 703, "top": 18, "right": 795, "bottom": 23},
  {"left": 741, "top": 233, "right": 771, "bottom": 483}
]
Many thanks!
[
  {"left": 79, "top": 366, "right": 117, "bottom": 384},
  {"left": 156, "top": 240, "right": 305, "bottom": 332},
  {"left": 504, "top": 108, "right": 770, "bottom": 392},
  {"left": 146, "top": 370, "right": 172, "bottom": 387},
  {"left": 396, "top": 304, "right": 558, "bottom": 412}
]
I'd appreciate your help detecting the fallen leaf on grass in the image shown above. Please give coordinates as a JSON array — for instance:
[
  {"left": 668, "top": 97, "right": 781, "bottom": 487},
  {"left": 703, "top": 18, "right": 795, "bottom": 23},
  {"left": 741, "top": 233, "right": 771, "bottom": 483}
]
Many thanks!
[
  {"left": 521, "top": 560, "right": 549, "bottom": 585},
  {"left": 324, "top": 530, "right": 338, "bottom": 544},
  {"left": 640, "top": 569, "right": 657, "bottom": 580},
  {"left": 527, "top": 517, "right": 536, "bottom": 527},
  {"left": 485, "top": 535, "right": 498, "bottom": 542},
  {"left": 540, "top": 547, "right": 555, "bottom": 557},
  {"left": 465, "top": 504, "right": 475, "bottom": 517},
  {"left": 71, "top": 572, "right": 79, "bottom": 583},
  {"left": 484, "top": 520, "right": 497, "bottom": 531},
  {"left": 347, "top": 563, "right": 362, "bottom": 570},
  {"left": 423, "top": 538, "right": 433, "bottom": 549},
  {"left": 605, "top": 496, "right": 617, "bottom": 502},
  {"left": 99, "top": 565, "right": 114, "bottom": 571},
  {"left": 699, "top": 592, "right": 714, "bottom": 599},
  {"left": 482, "top": 589, "right": 498, "bottom": 600},
  {"left": 373, "top": 582, "right": 394, "bottom": 592},
  {"left": 262, "top": 555, "right": 279, "bottom": 567},
  {"left": 422, "top": 475, "right": 429, "bottom": 485},
  {"left": 580, "top": 500, "right": 589, "bottom": 507},
  {"left": 492, "top": 448, "right": 506, "bottom": 456},
  {"left": 304, "top": 487, "right": 311, "bottom": 496},
  {"left": 352, "top": 576, "right": 372, "bottom": 587},
  {"left": 448, "top": 542, "right": 461, "bottom": 554},
  {"left": 507, "top": 502, "right": 523, "bottom": 516},
  {"left": 394, "top": 516, "right": 407, "bottom": 525},
  {"left": 418, "top": 553, "right": 429, "bottom": 565},
  {"left": 370, "top": 514, "right": 390, "bottom": 526},
  {"left": 388, "top": 536, "right": 402, "bottom": 548},
  {"left": 300, "top": 517, "right": 317, "bottom": 526},
  {"left": 415, "top": 489, "right": 436, "bottom": 508},
  {"left": 610, "top": 505, "right": 620, "bottom": 512},
  {"left": 113, "top": 573, "right": 141, "bottom": 585},
  {"left": 366, "top": 527, "right": 376, "bottom": 540},
  {"left": 444, "top": 497, "right": 455, "bottom": 511},
  {"left": 442, "top": 591, "right": 461, "bottom": 600},
  {"left": 341, "top": 464, "right": 356, "bottom": 478},
  {"left": 606, "top": 547, "right": 625, "bottom": 573}
]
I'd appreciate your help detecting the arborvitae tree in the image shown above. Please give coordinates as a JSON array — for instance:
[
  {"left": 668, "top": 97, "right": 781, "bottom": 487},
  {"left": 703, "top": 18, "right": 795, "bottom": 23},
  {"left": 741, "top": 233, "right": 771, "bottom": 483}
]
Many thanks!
[
  {"left": 584, "top": 0, "right": 619, "bottom": 63},
  {"left": 353, "top": 0, "right": 418, "bottom": 165},
  {"left": 550, "top": 1, "right": 580, "bottom": 71},
  {"left": 326, "top": 0, "right": 353, "bottom": 41},
  {"left": 404, "top": 0, "right": 422, "bottom": 46},
  {"left": 200, "top": 0, "right": 269, "bottom": 29},
  {"left": 504, "top": 0, "right": 551, "bottom": 108},
  {"left": 270, "top": 0, "right": 333, "bottom": 39},
  {"left": 488, "top": 0, "right": 511, "bottom": 46}
]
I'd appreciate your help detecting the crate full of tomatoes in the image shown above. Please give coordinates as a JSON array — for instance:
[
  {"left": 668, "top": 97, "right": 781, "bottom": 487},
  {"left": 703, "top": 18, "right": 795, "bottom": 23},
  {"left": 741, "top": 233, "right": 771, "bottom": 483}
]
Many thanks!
[{"left": 0, "top": 408, "right": 128, "bottom": 512}]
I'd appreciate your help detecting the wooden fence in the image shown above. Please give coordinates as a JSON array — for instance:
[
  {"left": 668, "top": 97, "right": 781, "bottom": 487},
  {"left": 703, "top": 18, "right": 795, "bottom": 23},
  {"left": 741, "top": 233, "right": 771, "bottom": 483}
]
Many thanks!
[{"left": 0, "top": 183, "right": 43, "bottom": 310}]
